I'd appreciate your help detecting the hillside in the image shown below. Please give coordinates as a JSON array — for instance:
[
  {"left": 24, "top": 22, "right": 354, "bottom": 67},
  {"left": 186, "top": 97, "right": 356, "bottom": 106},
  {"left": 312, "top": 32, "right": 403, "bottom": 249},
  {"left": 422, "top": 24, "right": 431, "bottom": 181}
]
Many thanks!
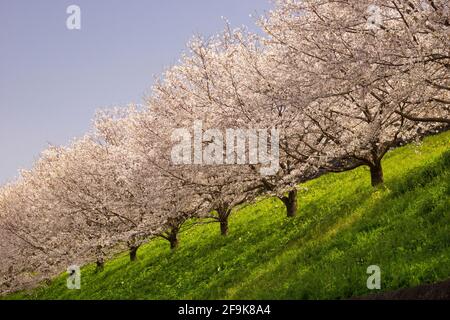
[{"left": 6, "top": 130, "right": 450, "bottom": 300}]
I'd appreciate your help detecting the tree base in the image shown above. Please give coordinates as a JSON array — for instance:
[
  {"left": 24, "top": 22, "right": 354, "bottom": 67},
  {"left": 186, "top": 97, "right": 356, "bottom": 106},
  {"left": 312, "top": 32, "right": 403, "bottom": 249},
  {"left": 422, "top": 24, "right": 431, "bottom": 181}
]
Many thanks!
[{"left": 280, "top": 189, "right": 298, "bottom": 217}]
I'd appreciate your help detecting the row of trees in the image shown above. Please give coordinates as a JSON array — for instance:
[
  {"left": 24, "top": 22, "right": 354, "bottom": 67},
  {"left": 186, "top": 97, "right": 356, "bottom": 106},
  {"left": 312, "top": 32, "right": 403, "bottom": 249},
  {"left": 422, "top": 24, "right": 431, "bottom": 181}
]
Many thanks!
[{"left": 0, "top": 0, "right": 448, "bottom": 293}]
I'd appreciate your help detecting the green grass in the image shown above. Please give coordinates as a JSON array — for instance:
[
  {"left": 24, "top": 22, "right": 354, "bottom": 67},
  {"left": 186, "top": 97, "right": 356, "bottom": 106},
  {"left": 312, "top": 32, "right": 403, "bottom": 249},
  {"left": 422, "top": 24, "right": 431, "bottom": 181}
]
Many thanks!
[{"left": 5, "top": 131, "right": 450, "bottom": 300}]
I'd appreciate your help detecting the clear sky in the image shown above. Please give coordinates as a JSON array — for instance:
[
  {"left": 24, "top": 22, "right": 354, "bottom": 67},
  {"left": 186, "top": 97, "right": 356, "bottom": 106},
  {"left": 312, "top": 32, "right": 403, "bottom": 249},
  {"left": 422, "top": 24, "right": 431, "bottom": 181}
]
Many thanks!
[{"left": 0, "top": 0, "right": 272, "bottom": 184}]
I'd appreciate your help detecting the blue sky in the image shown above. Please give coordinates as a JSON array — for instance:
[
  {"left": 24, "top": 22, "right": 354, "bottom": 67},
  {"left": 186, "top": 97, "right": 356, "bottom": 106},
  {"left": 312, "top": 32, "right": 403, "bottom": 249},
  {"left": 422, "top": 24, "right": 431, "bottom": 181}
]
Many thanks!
[{"left": 0, "top": 0, "right": 272, "bottom": 184}]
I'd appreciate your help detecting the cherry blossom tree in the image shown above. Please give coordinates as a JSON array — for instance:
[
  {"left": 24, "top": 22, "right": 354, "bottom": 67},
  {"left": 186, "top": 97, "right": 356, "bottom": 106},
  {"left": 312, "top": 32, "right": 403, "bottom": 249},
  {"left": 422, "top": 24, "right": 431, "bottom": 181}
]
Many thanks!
[
  {"left": 0, "top": 162, "right": 95, "bottom": 292},
  {"left": 260, "top": 0, "right": 448, "bottom": 186},
  {"left": 147, "top": 27, "right": 333, "bottom": 218},
  {"left": 95, "top": 107, "right": 212, "bottom": 248}
]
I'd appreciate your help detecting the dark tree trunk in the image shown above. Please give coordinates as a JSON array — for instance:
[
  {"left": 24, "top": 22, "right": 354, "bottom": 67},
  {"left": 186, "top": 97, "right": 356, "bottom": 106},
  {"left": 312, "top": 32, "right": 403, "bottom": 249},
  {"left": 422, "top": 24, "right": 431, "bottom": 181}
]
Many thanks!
[
  {"left": 162, "top": 220, "right": 183, "bottom": 250},
  {"left": 370, "top": 162, "right": 384, "bottom": 187},
  {"left": 220, "top": 219, "right": 229, "bottom": 236},
  {"left": 217, "top": 207, "right": 230, "bottom": 236},
  {"left": 168, "top": 227, "right": 179, "bottom": 250},
  {"left": 280, "top": 189, "right": 298, "bottom": 218},
  {"left": 129, "top": 245, "right": 139, "bottom": 262},
  {"left": 169, "top": 235, "right": 179, "bottom": 250},
  {"left": 96, "top": 258, "right": 104, "bottom": 272}
]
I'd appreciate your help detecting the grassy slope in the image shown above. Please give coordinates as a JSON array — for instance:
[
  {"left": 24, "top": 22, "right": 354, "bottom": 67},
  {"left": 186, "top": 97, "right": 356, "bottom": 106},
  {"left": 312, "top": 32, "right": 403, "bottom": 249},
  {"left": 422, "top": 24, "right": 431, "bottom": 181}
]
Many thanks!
[{"left": 7, "top": 131, "right": 450, "bottom": 300}]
